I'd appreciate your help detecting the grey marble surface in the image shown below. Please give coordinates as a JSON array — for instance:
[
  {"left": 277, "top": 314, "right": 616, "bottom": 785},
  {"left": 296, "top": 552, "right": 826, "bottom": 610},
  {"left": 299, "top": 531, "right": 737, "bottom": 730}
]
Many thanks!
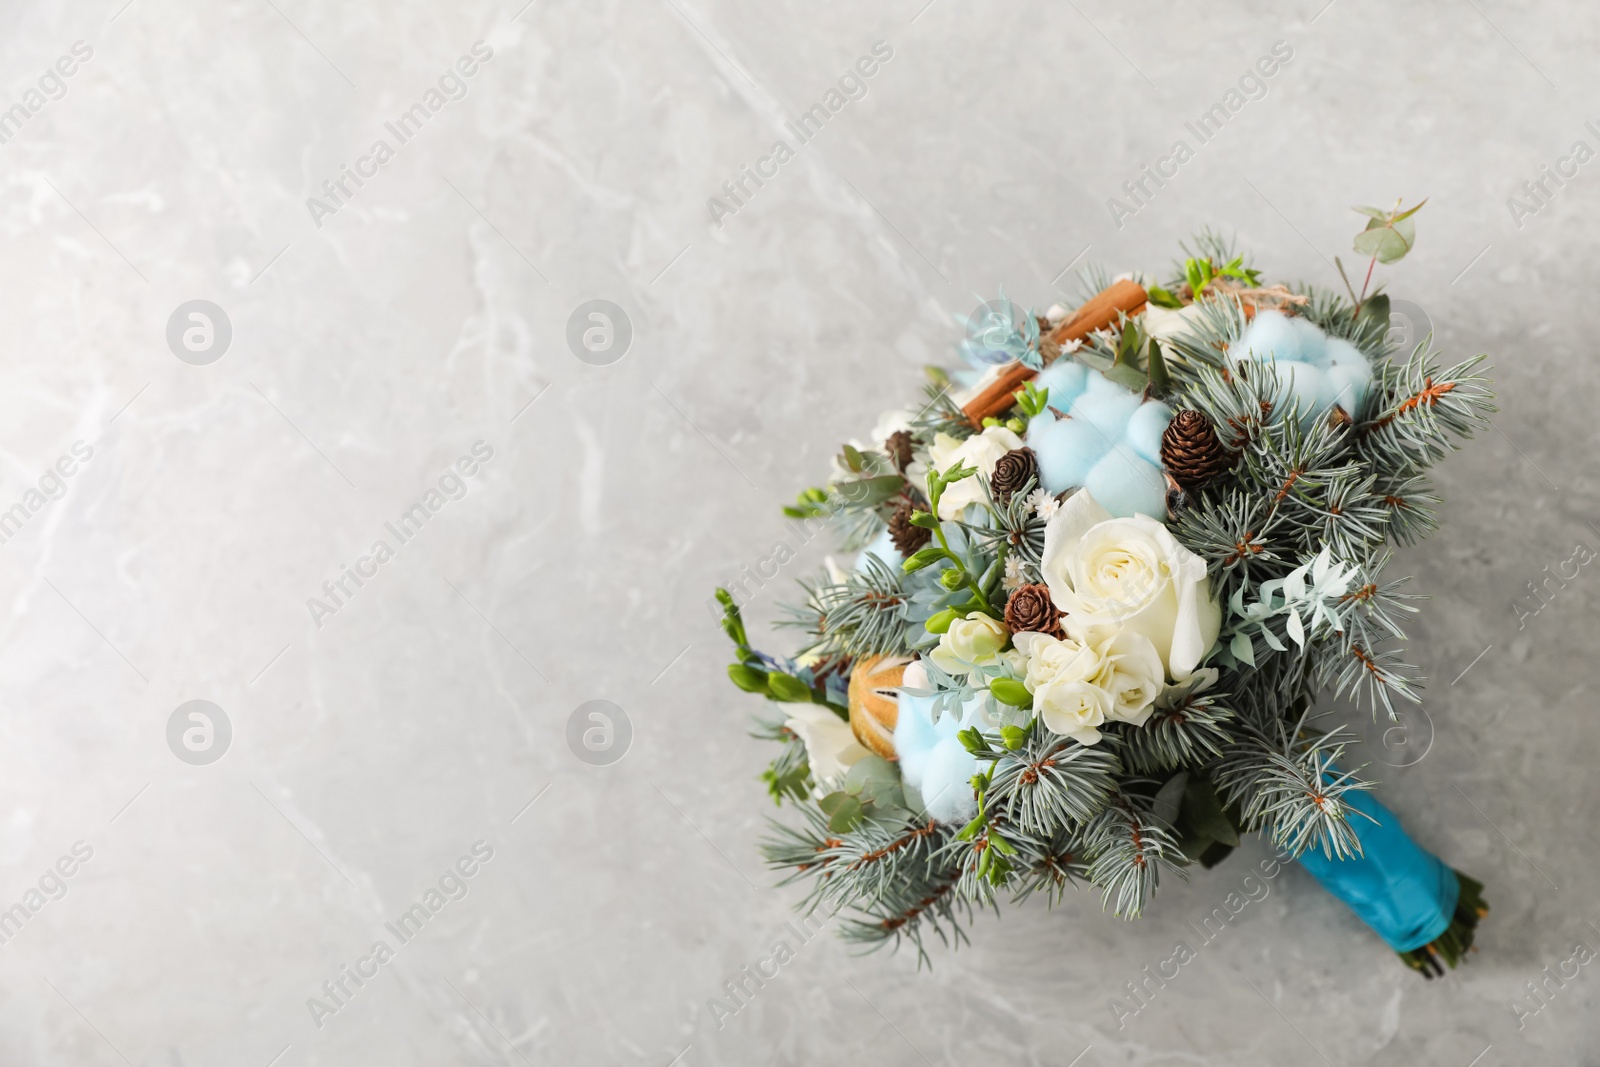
[{"left": 0, "top": 0, "right": 1596, "bottom": 1063}]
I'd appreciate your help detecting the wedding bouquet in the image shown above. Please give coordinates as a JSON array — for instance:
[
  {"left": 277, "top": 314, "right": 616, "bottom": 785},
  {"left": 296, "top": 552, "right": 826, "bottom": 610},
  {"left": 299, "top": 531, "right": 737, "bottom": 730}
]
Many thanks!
[{"left": 717, "top": 204, "right": 1494, "bottom": 975}]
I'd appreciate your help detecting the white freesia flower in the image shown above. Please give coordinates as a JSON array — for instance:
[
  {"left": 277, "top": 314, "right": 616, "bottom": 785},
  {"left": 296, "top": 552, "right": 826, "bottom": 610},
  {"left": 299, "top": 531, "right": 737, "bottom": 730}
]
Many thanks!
[
  {"left": 927, "top": 426, "right": 1025, "bottom": 519},
  {"left": 928, "top": 612, "right": 1010, "bottom": 683},
  {"left": 1012, "top": 630, "right": 1109, "bottom": 745},
  {"left": 1040, "top": 490, "right": 1221, "bottom": 681},
  {"left": 784, "top": 704, "right": 870, "bottom": 786}
]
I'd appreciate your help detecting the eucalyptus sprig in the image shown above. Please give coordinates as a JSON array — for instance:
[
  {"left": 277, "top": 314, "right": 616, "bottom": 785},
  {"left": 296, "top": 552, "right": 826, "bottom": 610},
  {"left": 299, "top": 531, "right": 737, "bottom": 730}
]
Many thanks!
[{"left": 1337, "top": 198, "right": 1426, "bottom": 317}]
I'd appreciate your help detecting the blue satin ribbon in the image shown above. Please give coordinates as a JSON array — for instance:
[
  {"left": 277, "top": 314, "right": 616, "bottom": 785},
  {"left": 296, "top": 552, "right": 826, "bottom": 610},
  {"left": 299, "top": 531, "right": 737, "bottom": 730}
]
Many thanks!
[{"left": 1295, "top": 787, "right": 1459, "bottom": 953}]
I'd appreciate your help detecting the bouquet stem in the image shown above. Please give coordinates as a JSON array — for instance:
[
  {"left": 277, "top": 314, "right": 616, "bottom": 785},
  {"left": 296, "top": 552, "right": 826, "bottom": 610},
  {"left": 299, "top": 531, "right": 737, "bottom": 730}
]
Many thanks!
[
  {"left": 1295, "top": 786, "right": 1487, "bottom": 978},
  {"left": 1397, "top": 870, "right": 1489, "bottom": 978}
]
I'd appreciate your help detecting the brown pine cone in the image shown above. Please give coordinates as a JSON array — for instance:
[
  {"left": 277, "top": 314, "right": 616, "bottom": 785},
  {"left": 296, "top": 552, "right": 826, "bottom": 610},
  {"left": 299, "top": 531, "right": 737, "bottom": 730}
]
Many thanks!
[
  {"left": 1160, "top": 410, "right": 1233, "bottom": 489},
  {"left": 887, "top": 498, "right": 930, "bottom": 556},
  {"left": 1004, "top": 583, "right": 1062, "bottom": 637},
  {"left": 884, "top": 430, "right": 915, "bottom": 473},
  {"left": 990, "top": 447, "right": 1039, "bottom": 505}
]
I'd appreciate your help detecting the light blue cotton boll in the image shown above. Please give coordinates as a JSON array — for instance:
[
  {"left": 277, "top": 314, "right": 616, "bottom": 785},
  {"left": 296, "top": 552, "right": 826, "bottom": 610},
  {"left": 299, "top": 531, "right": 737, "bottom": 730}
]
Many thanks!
[
  {"left": 1068, "top": 378, "right": 1143, "bottom": 442},
  {"left": 1084, "top": 445, "right": 1169, "bottom": 518},
  {"left": 1028, "top": 414, "right": 1111, "bottom": 493},
  {"left": 1279, "top": 360, "right": 1331, "bottom": 427},
  {"left": 893, "top": 692, "right": 942, "bottom": 789},
  {"left": 1289, "top": 315, "right": 1330, "bottom": 369},
  {"left": 1125, "top": 400, "right": 1174, "bottom": 465},
  {"left": 1326, "top": 362, "right": 1373, "bottom": 418},
  {"left": 1231, "top": 310, "right": 1303, "bottom": 365},
  {"left": 857, "top": 528, "right": 902, "bottom": 572},
  {"left": 921, "top": 743, "right": 979, "bottom": 823},
  {"left": 1034, "top": 359, "right": 1089, "bottom": 412},
  {"left": 1325, "top": 337, "right": 1366, "bottom": 370},
  {"left": 1324, "top": 337, "right": 1374, "bottom": 417},
  {"left": 895, "top": 689, "right": 984, "bottom": 824}
]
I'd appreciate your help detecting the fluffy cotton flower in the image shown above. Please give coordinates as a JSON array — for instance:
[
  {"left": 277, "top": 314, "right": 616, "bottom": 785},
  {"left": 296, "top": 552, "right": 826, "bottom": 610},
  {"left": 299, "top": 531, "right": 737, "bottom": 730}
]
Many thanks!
[
  {"left": 927, "top": 426, "right": 1025, "bottom": 519},
  {"left": 928, "top": 612, "right": 1009, "bottom": 683},
  {"left": 1040, "top": 490, "right": 1221, "bottom": 681},
  {"left": 1012, "top": 630, "right": 1108, "bottom": 745},
  {"left": 784, "top": 704, "right": 870, "bottom": 786}
]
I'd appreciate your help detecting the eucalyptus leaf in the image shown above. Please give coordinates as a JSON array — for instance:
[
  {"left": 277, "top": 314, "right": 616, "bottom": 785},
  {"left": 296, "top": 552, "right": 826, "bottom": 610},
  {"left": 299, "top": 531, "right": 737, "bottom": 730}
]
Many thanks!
[
  {"left": 818, "top": 792, "right": 865, "bottom": 833},
  {"left": 844, "top": 754, "right": 901, "bottom": 801},
  {"left": 1153, "top": 771, "right": 1190, "bottom": 828},
  {"left": 1355, "top": 293, "right": 1390, "bottom": 335},
  {"left": 844, "top": 474, "right": 909, "bottom": 507},
  {"left": 1147, "top": 339, "right": 1171, "bottom": 394},
  {"left": 1354, "top": 216, "right": 1416, "bottom": 263},
  {"left": 1182, "top": 773, "right": 1241, "bottom": 848},
  {"left": 1103, "top": 363, "right": 1148, "bottom": 392}
]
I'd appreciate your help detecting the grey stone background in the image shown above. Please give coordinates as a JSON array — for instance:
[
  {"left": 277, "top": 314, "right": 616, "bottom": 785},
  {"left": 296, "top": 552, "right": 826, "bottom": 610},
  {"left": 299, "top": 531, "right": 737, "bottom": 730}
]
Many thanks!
[{"left": 0, "top": 0, "right": 1594, "bottom": 1063}]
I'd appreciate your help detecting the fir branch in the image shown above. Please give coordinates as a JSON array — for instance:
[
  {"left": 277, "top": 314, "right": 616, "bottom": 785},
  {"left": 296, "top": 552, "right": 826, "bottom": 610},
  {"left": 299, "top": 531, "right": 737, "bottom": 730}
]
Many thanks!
[
  {"left": 1084, "top": 793, "right": 1185, "bottom": 919},
  {"left": 1321, "top": 636, "right": 1423, "bottom": 718},
  {"left": 957, "top": 472, "right": 1048, "bottom": 571},
  {"left": 1212, "top": 724, "right": 1375, "bottom": 860},
  {"left": 837, "top": 865, "right": 971, "bottom": 965},
  {"left": 1358, "top": 351, "right": 1495, "bottom": 473},
  {"left": 1007, "top": 826, "right": 1092, "bottom": 907},
  {"left": 1116, "top": 692, "right": 1235, "bottom": 775},
  {"left": 911, "top": 379, "right": 973, "bottom": 441},
  {"left": 781, "top": 554, "right": 914, "bottom": 660},
  {"left": 986, "top": 728, "right": 1122, "bottom": 835}
]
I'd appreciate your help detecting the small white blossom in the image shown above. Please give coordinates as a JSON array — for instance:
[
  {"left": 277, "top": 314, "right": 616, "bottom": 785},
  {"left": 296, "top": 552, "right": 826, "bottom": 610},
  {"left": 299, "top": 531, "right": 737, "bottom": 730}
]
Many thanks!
[
  {"left": 1003, "top": 555, "right": 1025, "bottom": 593},
  {"left": 1027, "top": 487, "right": 1060, "bottom": 521}
]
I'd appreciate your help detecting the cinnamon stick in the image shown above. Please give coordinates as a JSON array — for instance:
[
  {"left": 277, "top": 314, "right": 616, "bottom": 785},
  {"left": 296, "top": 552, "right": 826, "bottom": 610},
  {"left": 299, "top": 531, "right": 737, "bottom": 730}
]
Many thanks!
[{"left": 960, "top": 278, "right": 1148, "bottom": 426}]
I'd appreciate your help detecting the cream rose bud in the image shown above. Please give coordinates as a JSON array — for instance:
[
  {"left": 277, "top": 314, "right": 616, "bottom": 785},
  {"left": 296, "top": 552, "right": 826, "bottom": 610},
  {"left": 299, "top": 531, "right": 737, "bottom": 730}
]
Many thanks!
[
  {"left": 783, "top": 704, "right": 870, "bottom": 786},
  {"left": 927, "top": 426, "right": 1025, "bottom": 520},
  {"left": 1140, "top": 302, "right": 1208, "bottom": 344},
  {"left": 1088, "top": 627, "right": 1165, "bottom": 726},
  {"left": 928, "top": 612, "right": 1010, "bottom": 682},
  {"left": 1041, "top": 490, "right": 1221, "bottom": 681},
  {"left": 1012, "top": 631, "right": 1110, "bottom": 746}
]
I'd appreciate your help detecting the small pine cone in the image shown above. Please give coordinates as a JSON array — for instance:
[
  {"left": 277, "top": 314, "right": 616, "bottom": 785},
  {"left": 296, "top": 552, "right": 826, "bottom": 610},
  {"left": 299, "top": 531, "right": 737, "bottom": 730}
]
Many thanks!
[
  {"left": 990, "top": 447, "right": 1038, "bottom": 505},
  {"left": 1161, "top": 410, "right": 1233, "bottom": 489},
  {"left": 887, "top": 498, "right": 930, "bottom": 556},
  {"left": 885, "top": 430, "right": 915, "bottom": 473},
  {"left": 1004, "top": 583, "right": 1062, "bottom": 637}
]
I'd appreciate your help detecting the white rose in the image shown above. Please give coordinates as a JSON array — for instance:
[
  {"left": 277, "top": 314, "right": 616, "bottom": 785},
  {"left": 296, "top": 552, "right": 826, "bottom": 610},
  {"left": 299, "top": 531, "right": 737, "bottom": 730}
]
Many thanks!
[
  {"left": 1041, "top": 490, "right": 1221, "bottom": 681},
  {"left": 1140, "top": 302, "right": 1208, "bottom": 344},
  {"left": 1012, "top": 630, "right": 1110, "bottom": 746},
  {"left": 927, "top": 426, "right": 1025, "bottom": 519},
  {"left": 1087, "top": 627, "right": 1165, "bottom": 725},
  {"left": 928, "top": 612, "right": 1009, "bottom": 683},
  {"left": 784, "top": 704, "right": 870, "bottom": 786}
]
